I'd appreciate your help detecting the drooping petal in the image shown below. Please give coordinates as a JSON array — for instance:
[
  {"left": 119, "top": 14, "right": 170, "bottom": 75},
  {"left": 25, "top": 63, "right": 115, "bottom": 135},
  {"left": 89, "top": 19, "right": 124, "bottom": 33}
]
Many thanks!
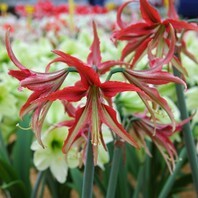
[
  {"left": 20, "top": 91, "right": 46, "bottom": 118},
  {"left": 181, "top": 41, "right": 198, "bottom": 64},
  {"left": 100, "top": 104, "right": 139, "bottom": 148},
  {"left": 32, "top": 102, "right": 52, "bottom": 147},
  {"left": 140, "top": 0, "right": 161, "bottom": 24},
  {"left": 148, "top": 23, "right": 176, "bottom": 68},
  {"left": 124, "top": 72, "right": 176, "bottom": 131},
  {"left": 171, "top": 56, "right": 188, "bottom": 77},
  {"left": 62, "top": 106, "right": 90, "bottom": 154},
  {"left": 21, "top": 69, "right": 68, "bottom": 91},
  {"left": 87, "top": 21, "right": 102, "bottom": 67},
  {"left": 6, "top": 30, "right": 27, "bottom": 70},
  {"left": 62, "top": 101, "right": 76, "bottom": 117},
  {"left": 116, "top": 0, "right": 137, "bottom": 29},
  {"left": 130, "top": 37, "right": 152, "bottom": 68},
  {"left": 100, "top": 81, "right": 142, "bottom": 97},
  {"left": 127, "top": 68, "right": 186, "bottom": 88},
  {"left": 98, "top": 60, "right": 127, "bottom": 74},
  {"left": 121, "top": 37, "right": 149, "bottom": 61}
]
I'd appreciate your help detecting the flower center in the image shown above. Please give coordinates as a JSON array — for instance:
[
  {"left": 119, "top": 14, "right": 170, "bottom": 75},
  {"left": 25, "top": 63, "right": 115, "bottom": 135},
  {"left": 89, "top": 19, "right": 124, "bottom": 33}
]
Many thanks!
[{"left": 51, "top": 139, "right": 62, "bottom": 151}]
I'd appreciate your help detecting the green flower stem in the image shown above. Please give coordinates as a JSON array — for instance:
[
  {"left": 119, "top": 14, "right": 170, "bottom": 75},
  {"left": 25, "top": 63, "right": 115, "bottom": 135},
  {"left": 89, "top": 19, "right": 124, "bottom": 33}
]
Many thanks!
[
  {"left": 173, "top": 67, "right": 198, "bottom": 193},
  {"left": 159, "top": 148, "right": 187, "bottom": 198},
  {"left": 143, "top": 142, "right": 152, "bottom": 198},
  {"left": 106, "top": 67, "right": 125, "bottom": 81},
  {"left": 106, "top": 141, "right": 122, "bottom": 198},
  {"left": 82, "top": 132, "right": 95, "bottom": 198},
  {"left": 31, "top": 171, "right": 45, "bottom": 198},
  {"left": 133, "top": 165, "right": 144, "bottom": 198},
  {"left": 133, "top": 141, "right": 151, "bottom": 198}
]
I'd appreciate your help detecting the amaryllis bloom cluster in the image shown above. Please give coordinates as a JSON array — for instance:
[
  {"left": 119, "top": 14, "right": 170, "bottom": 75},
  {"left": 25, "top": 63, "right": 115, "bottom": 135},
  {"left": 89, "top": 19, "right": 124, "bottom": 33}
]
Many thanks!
[
  {"left": 6, "top": 22, "right": 141, "bottom": 164},
  {"left": 113, "top": 0, "right": 198, "bottom": 72},
  {"left": 5, "top": 1, "right": 194, "bottom": 170}
]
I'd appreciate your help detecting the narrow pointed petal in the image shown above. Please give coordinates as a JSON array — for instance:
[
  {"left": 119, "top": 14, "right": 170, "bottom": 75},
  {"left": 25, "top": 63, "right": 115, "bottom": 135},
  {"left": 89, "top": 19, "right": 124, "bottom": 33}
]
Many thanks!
[
  {"left": 99, "top": 60, "right": 127, "bottom": 74},
  {"left": 62, "top": 101, "right": 76, "bottom": 117},
  {"left": 21, "top": 69, "right": 68, "bottom": 91},
  {"left": 124, "top": 72, "right": 176, "bottom": 131},
  {"left": 6, "top": 30, "right": 27, "bottom": 70},
  {"left": 121, "top": 37, "right": 148, "bottom": 61},
  {"left": 131, "top": 37, "right": 152, "bottom": 68},
  {"left": 8, "top": 69, "right": 32, "bottom": 81},
  {"left": 87, "top": 21, "right": 102, "bottom": 67},
  {"left": 62, "top": 106, "right": 90, "bottom": 154},
  {"left": 101, "top": 81, "right": 142, "bottom": 97},
  {"left": 100, "top": 104, "right": 139, "bottom": 148},
  {"left": 113, "top": 23, "right": 155, "bottom": 41},
  {"left": 167, "top": 0, "right": 179, "bottom": 19},
  {"left": 171, "top": 56, "right": 188, "bottom": 77},
  {"left": 38, "top": 86, "right": 87, "bottom": 102},
  {"left": 148, "top": 24, "right": 175, "bottom": 68},
  {"left": 140, "top": 0, "right": 161, "bottom": 24},
  {"left": 20, "top": 91, "right": 46, "bottom": 118},
  {"left": 45, "top": 57, "right": 68, "bottom": 72},
  {"left": 116, "top": 0, "right": 133, "bottom": 29},
  {"left": 32, "top": 102, "right": 52, "bottom": 148},
  {"left": 52, "top": 50, "right": 101, "bottom": 86},
  {"left": 128, "top": 68, "right": 186, "bottom": 88},
  {"left": 164, "top": 19, "right": 198, "bottom": 31},
  {"left": 181, "top": 41, "right": 198, "bottom": 64}
]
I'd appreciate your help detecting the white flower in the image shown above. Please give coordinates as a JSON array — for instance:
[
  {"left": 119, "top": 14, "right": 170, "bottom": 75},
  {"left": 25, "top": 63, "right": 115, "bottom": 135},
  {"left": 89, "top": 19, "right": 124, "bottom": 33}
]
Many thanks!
[{"left": 31, "top": 128, "right": 69, "bottom": 183}]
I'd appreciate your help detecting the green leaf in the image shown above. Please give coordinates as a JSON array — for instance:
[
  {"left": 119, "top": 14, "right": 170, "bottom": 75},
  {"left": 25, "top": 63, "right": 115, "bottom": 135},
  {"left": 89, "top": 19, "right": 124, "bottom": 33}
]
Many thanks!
[
  {"left": 0, "top": 129, "right": 10, "bottom": 163},
  {"left": 126, "top": 144, "right": 140, "bottom": 178},
  {"left": 69, "top": 168, "right": 83, "bottom": 196},
  {"left": 45, "top": 170, "right": 59, "bottom": 198},
  {"left": 171, "top": 174, "right": 193, "bottom": 194},
  {"left": 12, "top": 115, "right": 33, "bottom": 196},
  {"left": 0, "top": 159, "right": 27, "bottom": 198},
  {"left": 94, "top": 171, "right": 106, "bottom": 195},
  {"left": 116, "top": 154, "right": 129, "bottom": 198}
]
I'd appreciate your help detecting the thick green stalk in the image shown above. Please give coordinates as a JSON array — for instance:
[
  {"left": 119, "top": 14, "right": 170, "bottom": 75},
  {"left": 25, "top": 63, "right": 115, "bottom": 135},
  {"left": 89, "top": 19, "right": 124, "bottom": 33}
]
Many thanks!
[
  {"left": 82, "top": 132, "right": 95, "bottom": 198},
  {"left": 106, "top": 143, "right": 122, "bottom": 198},
  {"left": 173, "top": 67, "right": 198, "bottom": 193},
  {"left": 159, "top": 148, "right": 187, "bottom": 198}
]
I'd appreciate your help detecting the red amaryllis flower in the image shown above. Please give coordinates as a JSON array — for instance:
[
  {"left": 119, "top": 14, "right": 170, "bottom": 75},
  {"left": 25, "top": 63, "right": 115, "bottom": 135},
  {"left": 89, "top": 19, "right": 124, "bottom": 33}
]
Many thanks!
[
  {"left": 6, "top": 30, "right": 69, "bottom": 146},
  {"left": 37, "top": 22, "right": 145, "bottom": 162},
  {"left": 129, "top": 113, "right": 191, "bottom": 171},
  {"left": 113, "top": 0, "right": 198, "bottom": 72},
  {"left": 122, "top": 65, "right": 186, "bottom": 130},
  {"left": 41, "top": 51, "right": 142, "bottom": 163}
]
